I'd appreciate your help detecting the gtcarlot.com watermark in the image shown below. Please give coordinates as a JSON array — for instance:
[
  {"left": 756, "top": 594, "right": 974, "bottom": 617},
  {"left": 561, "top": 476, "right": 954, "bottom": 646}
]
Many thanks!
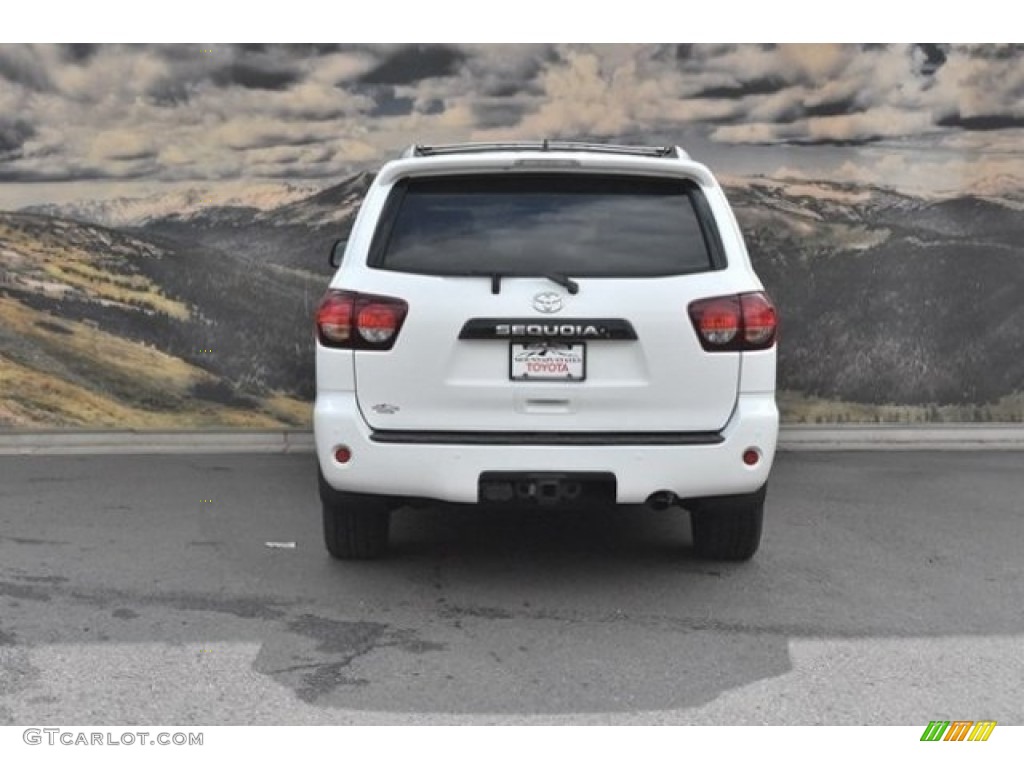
[{"left": 23, "top": 729, "right": 203, "bottom": 747}]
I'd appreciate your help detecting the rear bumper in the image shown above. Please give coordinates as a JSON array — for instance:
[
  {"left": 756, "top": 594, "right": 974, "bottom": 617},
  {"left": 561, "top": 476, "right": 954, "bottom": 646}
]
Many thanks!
[{"left": 314, "top": 393, "right": 778, "bottom": 504}]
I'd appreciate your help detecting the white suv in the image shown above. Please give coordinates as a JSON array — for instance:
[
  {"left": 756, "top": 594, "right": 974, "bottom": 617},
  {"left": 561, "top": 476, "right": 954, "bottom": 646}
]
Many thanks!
[{"left": 314, "top": 142, "right": 778, "bottom": 560}]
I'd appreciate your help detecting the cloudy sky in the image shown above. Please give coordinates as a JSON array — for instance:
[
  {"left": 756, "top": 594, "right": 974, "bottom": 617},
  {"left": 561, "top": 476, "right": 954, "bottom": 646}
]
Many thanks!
[{"left": 1, "top": 43, "right": 1023, "bottom": 208}]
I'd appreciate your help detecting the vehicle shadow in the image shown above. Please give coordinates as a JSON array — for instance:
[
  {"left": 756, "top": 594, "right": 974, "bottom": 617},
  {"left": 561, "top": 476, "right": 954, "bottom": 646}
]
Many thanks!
[{"left": 301, "top": 501, "right": 794, "bottom": 715}]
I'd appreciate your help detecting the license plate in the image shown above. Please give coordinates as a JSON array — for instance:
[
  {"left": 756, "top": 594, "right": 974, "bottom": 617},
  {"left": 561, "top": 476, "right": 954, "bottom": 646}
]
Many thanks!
[{"left": 510, "top": 343, "right": 586, "bottom": 381}]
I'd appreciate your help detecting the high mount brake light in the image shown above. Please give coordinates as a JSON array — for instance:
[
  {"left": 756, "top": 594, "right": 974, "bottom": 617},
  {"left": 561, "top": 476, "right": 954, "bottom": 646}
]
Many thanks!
[
  {"left": 316, "top": 290, "right": 408, "bottom": 350},
  {"left": 688, "top": 292, "right": 777, "bottom": 352}
]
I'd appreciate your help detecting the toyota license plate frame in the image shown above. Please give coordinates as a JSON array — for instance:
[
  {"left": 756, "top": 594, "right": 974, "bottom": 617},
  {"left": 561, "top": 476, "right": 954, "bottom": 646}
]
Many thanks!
[{"left": 509, "top": 342, "right": 586, "bottom": 382}]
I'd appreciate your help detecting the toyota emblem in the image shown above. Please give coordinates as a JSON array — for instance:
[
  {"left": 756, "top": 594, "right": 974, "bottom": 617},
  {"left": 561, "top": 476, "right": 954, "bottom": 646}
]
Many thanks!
[{"left": 532, "top": 291, "right": 564, "bottom": 314}]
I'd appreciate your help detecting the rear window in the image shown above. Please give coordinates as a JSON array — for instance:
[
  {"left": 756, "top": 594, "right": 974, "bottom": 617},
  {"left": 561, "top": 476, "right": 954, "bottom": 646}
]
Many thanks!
[{"left": 370, "top": 173, "right": 719, "bottom": 277}]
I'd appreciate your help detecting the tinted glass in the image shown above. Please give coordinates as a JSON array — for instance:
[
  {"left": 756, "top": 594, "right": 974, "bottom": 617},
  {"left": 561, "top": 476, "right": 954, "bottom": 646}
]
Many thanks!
[{"left": 374, "top": 174, "right": 714, "bottom": 276}]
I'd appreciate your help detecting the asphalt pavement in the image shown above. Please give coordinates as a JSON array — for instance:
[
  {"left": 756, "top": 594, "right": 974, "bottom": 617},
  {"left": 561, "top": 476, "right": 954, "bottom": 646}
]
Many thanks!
[{"left": 0, "top": 451, "right": 1021, "bottom": 724}]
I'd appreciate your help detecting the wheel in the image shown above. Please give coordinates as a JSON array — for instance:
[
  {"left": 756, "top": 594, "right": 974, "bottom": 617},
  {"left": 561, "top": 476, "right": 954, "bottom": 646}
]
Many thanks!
[
  {"left": 318, "top": 468, "right": 391, "bottom": 559},
  {"left": 689, "top": 484, "right": 766, "bottom": 561}
]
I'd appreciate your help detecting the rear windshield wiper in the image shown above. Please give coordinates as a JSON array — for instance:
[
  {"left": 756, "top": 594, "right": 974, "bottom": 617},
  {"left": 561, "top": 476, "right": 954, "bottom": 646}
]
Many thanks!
[
  {"left": 463, "top": 270, "right": 579, "bottom": 295},
  {"left": 543, "top": 272, "right": 579, "bottom": 295}
]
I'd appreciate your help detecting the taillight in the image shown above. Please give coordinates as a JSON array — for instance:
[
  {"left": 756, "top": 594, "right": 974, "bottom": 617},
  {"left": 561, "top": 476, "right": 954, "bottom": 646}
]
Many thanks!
[
  {"left": 740, "top": 292, "right": 777, "bottom": 346},
  {"left": 356, "top": 303, "right": 402, "bottom": 344},
  {"left": 689, "top": 291, "right": 777, "bottom": 351},
  {"left": 692, "top": 296, "right": 741, "bottom": 346},
  {"left": 316, "top": 290, "right": 408, "bottom": 350},
  {"left": 317, "top": 291, "right": 355, "bottom": 344}
]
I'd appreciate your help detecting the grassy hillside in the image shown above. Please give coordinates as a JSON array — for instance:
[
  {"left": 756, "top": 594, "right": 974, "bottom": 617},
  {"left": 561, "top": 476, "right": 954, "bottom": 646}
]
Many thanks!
[
  {"left": 4, "top": 173, "right": 1023, "bottom": 428},
  {"left": 779, "top": 390, "right": 1024, "bottom": 424},
  {"left": 729, "top": 179, "right": 1024, "bottom": 413},
  {"left": 0, "top": 212, "right": 311, "bottom": 429}
]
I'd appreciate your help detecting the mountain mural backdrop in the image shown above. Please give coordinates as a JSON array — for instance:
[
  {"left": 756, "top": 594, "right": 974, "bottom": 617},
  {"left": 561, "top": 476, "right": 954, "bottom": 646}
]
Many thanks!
[{"left": 1, "top": 43, "right": 1022, "bottom": 428}]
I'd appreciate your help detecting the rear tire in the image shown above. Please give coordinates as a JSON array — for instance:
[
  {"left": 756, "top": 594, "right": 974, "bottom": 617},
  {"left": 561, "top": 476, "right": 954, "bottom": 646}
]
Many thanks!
[
  {"left": 689, "top": 484, "right": 766, "bottom": 561},
  {"left": 319, "top": 468, "right": 391, "bottom": 560}
]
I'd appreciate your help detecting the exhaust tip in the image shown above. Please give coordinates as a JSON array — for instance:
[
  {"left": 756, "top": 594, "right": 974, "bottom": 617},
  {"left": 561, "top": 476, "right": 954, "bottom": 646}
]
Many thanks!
[{"left": 646, "top": 491, "right": 678, "bottom": 510}]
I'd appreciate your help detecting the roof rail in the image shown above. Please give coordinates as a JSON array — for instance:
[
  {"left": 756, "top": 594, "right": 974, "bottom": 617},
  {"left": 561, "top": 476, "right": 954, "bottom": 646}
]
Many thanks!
[{"left": 403, "top": 141, "right": 688, "bottom": 160}]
